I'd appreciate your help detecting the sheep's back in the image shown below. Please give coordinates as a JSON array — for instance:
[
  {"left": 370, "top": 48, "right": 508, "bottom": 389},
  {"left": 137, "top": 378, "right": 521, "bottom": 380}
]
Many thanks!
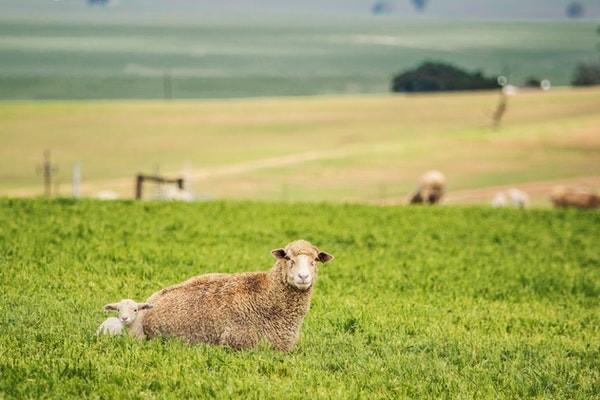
[{"left": 142, "top": 271, "right": 270, "bottom": 343}]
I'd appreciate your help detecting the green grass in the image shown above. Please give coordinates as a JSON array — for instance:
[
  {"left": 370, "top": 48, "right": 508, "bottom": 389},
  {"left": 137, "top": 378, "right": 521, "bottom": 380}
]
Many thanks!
[
  {"left": 0, "top": 199, "right": 598, "bottom": 398},
  {"left": 0, "top": 18, "right": 598, "bottom": 99}
]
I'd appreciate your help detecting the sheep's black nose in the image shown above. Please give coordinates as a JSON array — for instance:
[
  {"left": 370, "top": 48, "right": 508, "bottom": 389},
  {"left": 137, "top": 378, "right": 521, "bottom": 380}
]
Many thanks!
[{"left": 298, "top": 273, "right": 309, "bottom": 280}]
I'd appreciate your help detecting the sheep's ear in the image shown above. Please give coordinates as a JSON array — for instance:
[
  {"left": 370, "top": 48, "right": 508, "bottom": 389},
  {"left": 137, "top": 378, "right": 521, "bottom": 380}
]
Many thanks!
[
  {"left": 271, "top": 248, "right": 289, "bottom": 260},
  {"left": 138, "top": 303, "right": 153, "bottom": 310},
  {"left": 103, "top": 303, "right": 118, "bottom": 311},
  {"left": 317, "top": 252, "right": 334, "bottom": 263}
]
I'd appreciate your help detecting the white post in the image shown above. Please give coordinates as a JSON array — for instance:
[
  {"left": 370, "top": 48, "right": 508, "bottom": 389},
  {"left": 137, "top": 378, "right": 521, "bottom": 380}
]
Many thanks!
[{"left": 72, "top": 163, "right": 81, "bottom": 198}]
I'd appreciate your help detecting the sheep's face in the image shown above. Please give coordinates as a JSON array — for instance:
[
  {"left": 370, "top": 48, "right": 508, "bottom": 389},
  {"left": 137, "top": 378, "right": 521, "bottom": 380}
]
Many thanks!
[
  {"left": 272, "top": 241, "right": 334, "bottom": 291},
  {"left": 103, "top": 299, "right": 153, "bottom": 326}
]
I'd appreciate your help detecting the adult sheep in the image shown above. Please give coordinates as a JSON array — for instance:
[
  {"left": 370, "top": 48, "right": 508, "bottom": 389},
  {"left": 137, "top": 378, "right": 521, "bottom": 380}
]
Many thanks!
[
  {"left": 550, "top": 186, "right": 600, "bottom": 209},
  {"left": 409, "top": 170, "right": 447, "bottom": 205},
  {"left": 134, "top": 240, "right": 334, "bottom": 351}
]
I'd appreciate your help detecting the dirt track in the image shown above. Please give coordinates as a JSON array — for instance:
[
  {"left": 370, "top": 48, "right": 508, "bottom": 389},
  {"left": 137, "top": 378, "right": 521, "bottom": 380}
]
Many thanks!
[
  {"left": 4, "top": 149, "right": 598, "bottom": 206},
  {"left": 1, "top": 146, "right": 378, "bottom": 198}
]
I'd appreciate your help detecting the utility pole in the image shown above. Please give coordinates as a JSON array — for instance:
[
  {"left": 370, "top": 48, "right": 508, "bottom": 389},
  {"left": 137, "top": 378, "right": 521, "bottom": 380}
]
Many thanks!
[
  {"left": 492, "top": 92, "right": 508, "bottom": 130},
  {"left": 492, "top": 75, "right": 510, "bottom": 130},
  {"left": 37, "top": 150, "right": 58, "bottom": 197}
]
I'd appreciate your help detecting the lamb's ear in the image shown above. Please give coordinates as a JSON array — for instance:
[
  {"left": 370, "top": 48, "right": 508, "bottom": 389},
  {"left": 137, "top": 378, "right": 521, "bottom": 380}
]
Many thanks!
[
  {"left": 138, "top": 303, "right": 153, "bottom": 310},
  {"left": 317, "top": 252, "right": 334, "bottom": 263},
  {"left": 103, "top": 303, "right": 118, "bottom": 311},
  {"left": 271, "top": 248, "right": 289, "bottom": 260}
]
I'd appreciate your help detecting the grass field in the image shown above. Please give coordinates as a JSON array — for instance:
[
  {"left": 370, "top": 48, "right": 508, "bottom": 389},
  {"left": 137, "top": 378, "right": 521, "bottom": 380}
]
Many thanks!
[
  {"left": 0, "top": 199, "right": 598, "bottom": 398},
  {"left": 1, "top": 87, "right": 599, "bottom": 204},
  {"left": 0, "top": 18, "right": 598, "bottom": 99}
]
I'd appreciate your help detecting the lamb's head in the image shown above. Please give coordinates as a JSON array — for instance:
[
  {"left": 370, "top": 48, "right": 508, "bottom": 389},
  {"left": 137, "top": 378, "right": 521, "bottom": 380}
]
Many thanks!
[
  {"left": 271, "top": 240, "right": 334, "bottom": 290},
  {"left": 103, "top": 299, "right": 153, "bottom": 326}
]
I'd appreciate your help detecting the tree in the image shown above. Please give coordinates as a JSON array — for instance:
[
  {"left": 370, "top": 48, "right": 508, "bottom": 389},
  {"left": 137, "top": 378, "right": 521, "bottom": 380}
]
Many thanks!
[
  {"left": 371, "top": 1, "right": 393, "bottom": 15},
  {"left": 566, "top": 2, "right": 585, "bottom": 19},
  {"left": 572, "top": 63, "right": 600, "bottom": 86},
  {"left": 411, "top": 0, "right": 428, "bottom": 12},
  {"left": 570, "top": 24, "right": 600, "bottom": 86},
  {"left": 391, "top": 62, "right": 499, "bottom": 93}
]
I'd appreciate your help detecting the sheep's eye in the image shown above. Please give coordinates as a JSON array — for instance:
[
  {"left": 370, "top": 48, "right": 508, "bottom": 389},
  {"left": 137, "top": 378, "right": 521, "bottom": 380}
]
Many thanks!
[{"left": 134, "top": 309, "right": 138, "bottom": 312}]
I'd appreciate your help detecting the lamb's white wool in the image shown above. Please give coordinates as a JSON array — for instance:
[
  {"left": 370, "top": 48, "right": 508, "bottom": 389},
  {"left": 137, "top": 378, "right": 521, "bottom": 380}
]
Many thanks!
[
  {"left": 96, "top": 317, "right": 124, "bottom": 336},
  {"left": 492, "top": 188, "right": 529, "bottom": 208},
  {"left": 492, "top": 192, "right": 508, "bottom": 208},
  {"left": 96, "top": 299, "right": 153, "bottom": 337}
]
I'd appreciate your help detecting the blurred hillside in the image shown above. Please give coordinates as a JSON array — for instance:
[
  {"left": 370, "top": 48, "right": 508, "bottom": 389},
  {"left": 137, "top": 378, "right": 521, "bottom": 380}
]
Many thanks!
[
  {"left": 1, "top": 0, "right": 600, "bottom": 20},
  {"left": 0, "top": 18, "right": 597, "bottom": 100},
  {"left": 1, "top": 1, "right": 598, "bottom": 99}
]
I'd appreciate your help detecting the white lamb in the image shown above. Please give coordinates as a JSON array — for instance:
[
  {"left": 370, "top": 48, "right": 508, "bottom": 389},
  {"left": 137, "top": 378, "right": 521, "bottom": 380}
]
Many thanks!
[
  {"left": 492, "top": 188, "right": 529, "bottom": 208},
  {"left": 96, "top": 299, "right": 153, "bottom": 336}
]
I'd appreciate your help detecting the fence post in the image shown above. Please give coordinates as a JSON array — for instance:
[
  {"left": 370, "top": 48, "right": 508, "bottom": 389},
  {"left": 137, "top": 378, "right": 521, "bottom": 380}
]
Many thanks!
[
  {"left": 37, "top": 150, "right": 58, "bottom": 197},
  {"left": 135, "top": 174, "right": 143, "bottom": 199},
  {"left": 72, "top": 163, "right": 81, "bottom": 198}
]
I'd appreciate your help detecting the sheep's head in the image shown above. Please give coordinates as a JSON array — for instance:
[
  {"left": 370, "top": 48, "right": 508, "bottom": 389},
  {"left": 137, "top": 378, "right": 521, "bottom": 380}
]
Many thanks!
[
  {"left": 103, "top": 299, "right": 153, "bottom": 326},
  {"left": 271, "top": 240, "right": 334, "bottom": 290}
]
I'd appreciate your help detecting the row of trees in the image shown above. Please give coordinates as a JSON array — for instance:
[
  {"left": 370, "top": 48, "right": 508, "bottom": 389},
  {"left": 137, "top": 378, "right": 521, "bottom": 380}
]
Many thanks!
[
  {"left": 391, "top": 26, "right": 600, "bottom": 93},
  {"left": 391, "top": 62, "right": 499, "bottom": 93},
  {"left": 390, "top": 60, "right": 600, "bottom": 93},
  {"left": 572, "top": 26, "right": 600, "bottom": 86},
  {"left": 572, "top": 63, "right": 600, "bottom": 86}
]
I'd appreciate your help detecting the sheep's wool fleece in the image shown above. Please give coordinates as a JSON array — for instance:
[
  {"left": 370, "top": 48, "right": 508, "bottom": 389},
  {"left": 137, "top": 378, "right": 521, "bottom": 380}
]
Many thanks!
[
  {"left": 551, "top": 186, "right": 600, "bottom": 209},
  {"left": 140, "top": 240, "right": 321, "bottom": 351}
]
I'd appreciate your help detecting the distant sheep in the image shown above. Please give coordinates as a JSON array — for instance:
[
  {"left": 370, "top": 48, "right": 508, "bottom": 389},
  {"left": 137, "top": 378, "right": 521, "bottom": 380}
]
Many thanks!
[
  {"left": 551, "top": 186, "right": 600, "bottom": 209},
  {"left": 410, "top": 170, "right": 447, "bottom": 205},
  {"left": 97, "top": 190, "right": 119, "bottom": 201},
  {"left": 492, "top": 188, "right": 529, "bottom": 208},
  {"left": 134, "top": 240, "right": 334, "bottom": 351},
  {"left": 156, "top": 186, "right": 194, "bottom": 202},
  {"left": 96, "top": 299, "right": 153, "bottom": 337}
]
